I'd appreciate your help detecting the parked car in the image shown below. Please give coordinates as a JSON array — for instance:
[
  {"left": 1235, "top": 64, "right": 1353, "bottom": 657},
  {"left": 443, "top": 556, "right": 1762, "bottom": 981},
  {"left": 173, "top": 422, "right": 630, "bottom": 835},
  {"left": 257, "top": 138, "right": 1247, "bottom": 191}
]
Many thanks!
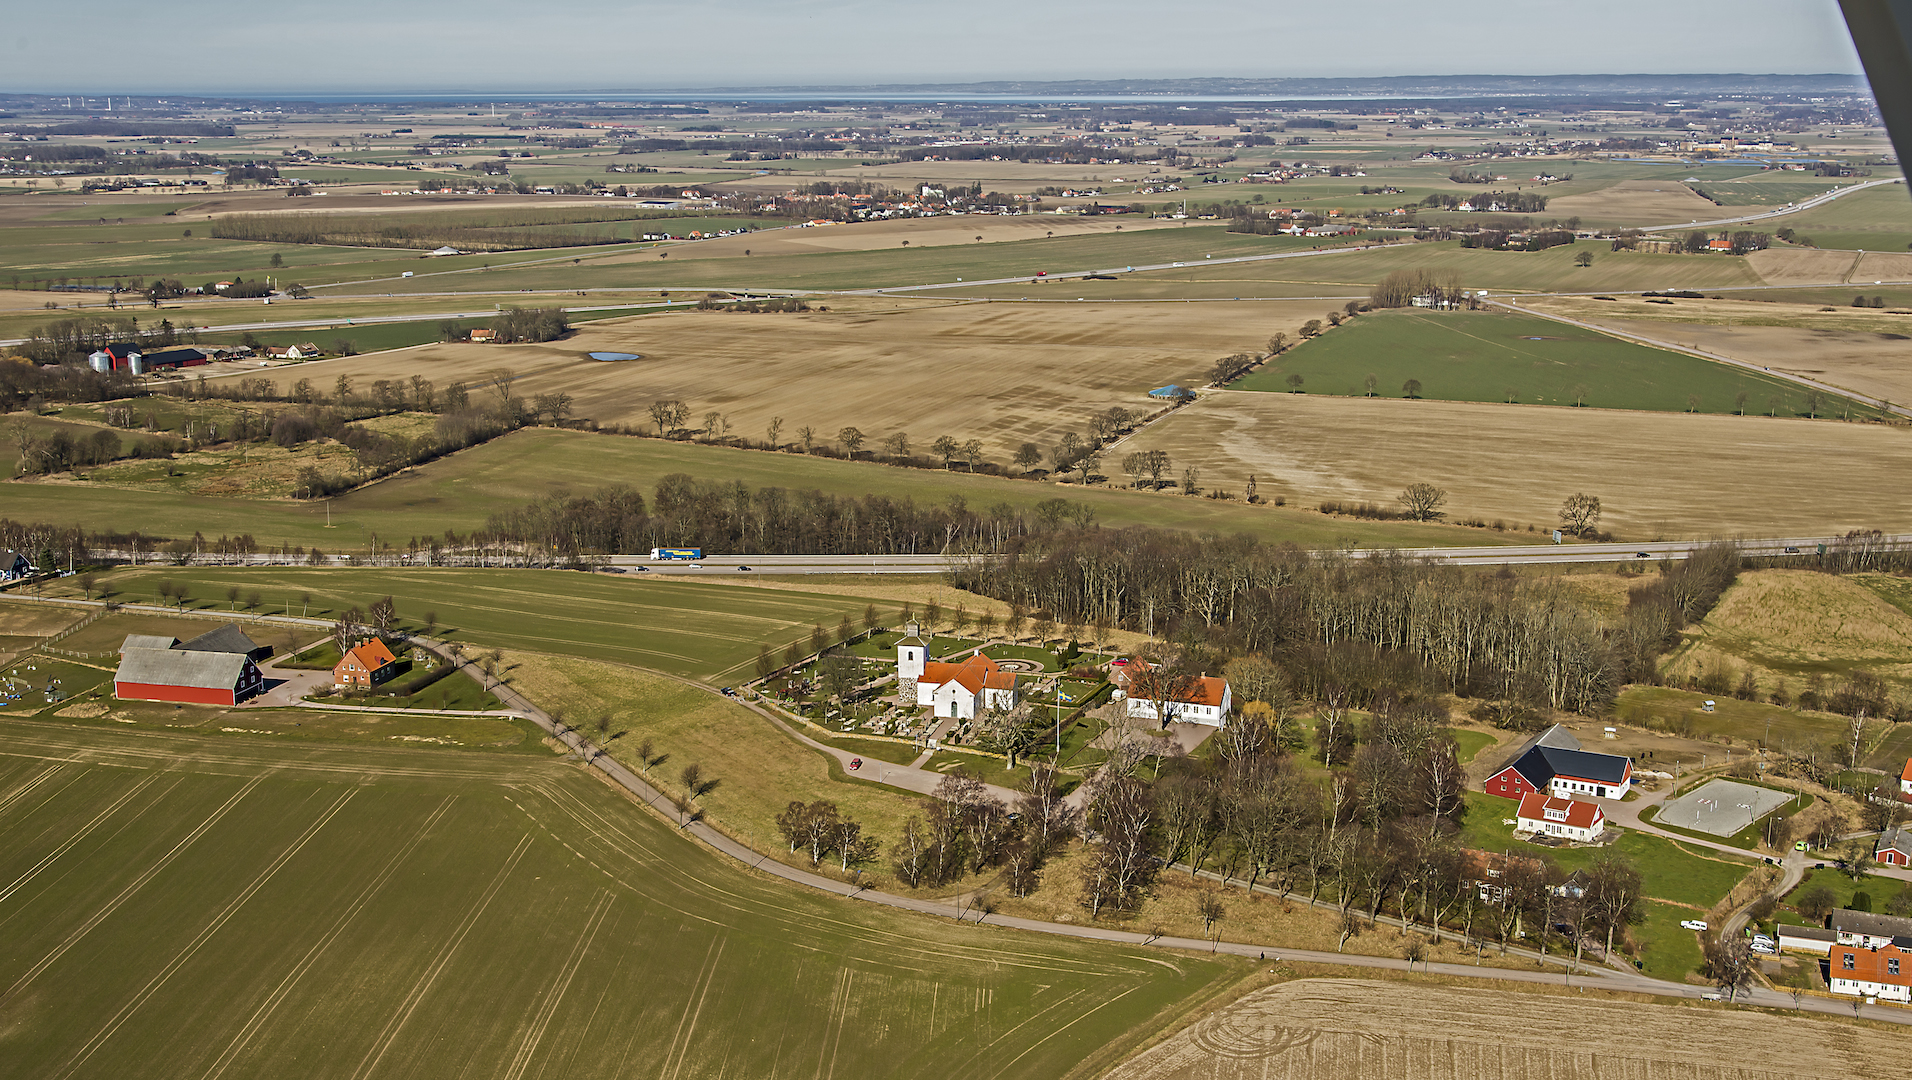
[
  {"left": 1795, "top": 840, "right": 1808, "bottom": 851},
  {"left": 848, "top": 757, "right": 862, "bottom": 771},
  {"left": 1751, "top": 940, "right": 1778, "bottom": 955},
  {"left": 1681, "top": 919, "right": 1709, "bottom": 931}
]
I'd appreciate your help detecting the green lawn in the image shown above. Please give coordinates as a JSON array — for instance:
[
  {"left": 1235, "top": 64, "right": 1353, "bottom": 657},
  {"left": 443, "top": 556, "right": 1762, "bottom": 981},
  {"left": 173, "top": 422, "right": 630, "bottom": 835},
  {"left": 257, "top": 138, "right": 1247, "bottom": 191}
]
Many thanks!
[
  {"left": 51, "top": 567, "right": 901, "bottom": 684},
  {"left": 1633, "top": 900, "right": 1709, "bottom": 981},
  {"left": 1450, "top": 728, "right": 1498, "bottom": 764},
  {"left": 0, "top": 716, "right": 1238, "bottom": 1080},
  {"left": 1232, "top": 309, "right": 1873, "bottom": 416},
  {"left": 1458, "top": 792, "right": 1756, "bottom": 909},
  {"left": 2, "top": 425, "right": 1517, "bottom": 552}
]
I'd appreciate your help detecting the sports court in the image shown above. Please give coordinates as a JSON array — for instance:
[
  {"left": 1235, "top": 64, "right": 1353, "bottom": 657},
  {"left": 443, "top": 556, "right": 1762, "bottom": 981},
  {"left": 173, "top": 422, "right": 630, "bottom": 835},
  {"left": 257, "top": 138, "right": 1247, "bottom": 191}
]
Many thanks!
[{"left": 1656, "top": 778, "right": 1794, "bottom": 837}]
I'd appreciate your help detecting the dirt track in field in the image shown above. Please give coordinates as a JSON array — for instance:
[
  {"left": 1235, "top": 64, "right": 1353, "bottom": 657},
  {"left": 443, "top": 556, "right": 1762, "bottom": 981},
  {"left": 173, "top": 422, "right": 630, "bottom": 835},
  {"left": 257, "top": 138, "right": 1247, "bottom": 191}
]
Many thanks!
[
  {"left": 1122, "top": 391, "right": 1912, "bottom": 537},
  {"left": 1108, "top": 978, "right": 1892, "bottom": 1080}
]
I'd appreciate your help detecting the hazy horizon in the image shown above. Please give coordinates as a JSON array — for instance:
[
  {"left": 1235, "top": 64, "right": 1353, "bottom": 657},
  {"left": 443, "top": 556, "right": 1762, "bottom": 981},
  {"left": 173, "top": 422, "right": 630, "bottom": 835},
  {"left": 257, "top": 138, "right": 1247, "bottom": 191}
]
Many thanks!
[{"left": 0, "top": 0, "right": 1863, "bottom": 96}]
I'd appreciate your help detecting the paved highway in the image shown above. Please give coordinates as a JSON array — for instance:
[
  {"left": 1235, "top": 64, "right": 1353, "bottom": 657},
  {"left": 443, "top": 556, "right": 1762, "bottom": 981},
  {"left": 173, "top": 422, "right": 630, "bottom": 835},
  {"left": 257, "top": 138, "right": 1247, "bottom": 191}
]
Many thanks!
[
  {"left": 1635, "top": 176, "right": 1903, "bottom": 233},
  {"left": 95, "top": 535, "right": 1902, "bottom": 576},
  {"left": 1363, "top": 534, "right": 1907, "bottom": 566}
]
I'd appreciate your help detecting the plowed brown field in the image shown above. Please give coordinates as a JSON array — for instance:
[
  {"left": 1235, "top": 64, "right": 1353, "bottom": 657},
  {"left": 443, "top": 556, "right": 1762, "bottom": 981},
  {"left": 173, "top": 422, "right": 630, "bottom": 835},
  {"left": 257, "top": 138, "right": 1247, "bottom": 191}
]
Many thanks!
[{"left": 1109, "top": 978, "right": 1894, "bottom": 1080}]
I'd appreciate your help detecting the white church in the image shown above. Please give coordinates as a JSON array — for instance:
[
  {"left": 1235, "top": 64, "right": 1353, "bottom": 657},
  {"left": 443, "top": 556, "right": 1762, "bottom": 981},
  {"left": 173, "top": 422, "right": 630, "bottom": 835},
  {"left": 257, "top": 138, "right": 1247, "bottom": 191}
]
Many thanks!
[{"left": 895, "top": 623, "right": 1020, "bottom": 720}]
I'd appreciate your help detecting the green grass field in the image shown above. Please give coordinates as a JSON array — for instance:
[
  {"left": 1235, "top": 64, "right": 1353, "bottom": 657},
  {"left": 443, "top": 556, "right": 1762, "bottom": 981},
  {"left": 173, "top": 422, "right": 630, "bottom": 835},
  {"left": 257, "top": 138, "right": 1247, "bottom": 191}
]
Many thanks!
[
  {"left": 0, "top": 717, "right": 1237, "bottom": 1079},
  {"left": 2, "top": 425, "right": 1515, "bottom": 552},
  {"left": 1762, "top": 183, "right": 1912, "bottom": 252},
  {"left": 1231, "top": 309, "right": 1870, "bottom": 416},
  {"left": 47, "top": 567, "right": 894, "bottom": 684},
  {"left": 1615, "top": 685, "right": 1912, "bottom": 774},
  {"left": 1458, "top": 792, "right": 1756, "bottom": 909}
]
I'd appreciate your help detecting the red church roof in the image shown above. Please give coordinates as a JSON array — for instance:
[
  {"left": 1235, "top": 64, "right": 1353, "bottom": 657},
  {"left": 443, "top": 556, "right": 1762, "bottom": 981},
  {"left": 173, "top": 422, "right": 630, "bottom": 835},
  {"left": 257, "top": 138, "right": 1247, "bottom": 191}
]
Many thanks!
[{"left": 919, "top": 653, "right": 1014, "bottom": 693}]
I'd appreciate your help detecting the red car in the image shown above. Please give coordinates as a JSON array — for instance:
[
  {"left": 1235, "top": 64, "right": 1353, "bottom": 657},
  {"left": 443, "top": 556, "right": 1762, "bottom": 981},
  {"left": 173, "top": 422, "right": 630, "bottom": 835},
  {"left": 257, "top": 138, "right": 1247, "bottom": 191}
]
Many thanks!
[{"left": 848, "top": 757, "right": 863, "bottom": 771}]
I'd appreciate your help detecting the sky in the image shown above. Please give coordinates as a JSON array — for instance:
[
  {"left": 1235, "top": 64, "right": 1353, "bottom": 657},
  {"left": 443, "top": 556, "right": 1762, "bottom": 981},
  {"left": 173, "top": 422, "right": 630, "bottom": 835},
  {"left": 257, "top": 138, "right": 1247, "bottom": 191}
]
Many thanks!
[{"left": 0, "top": 1, "right": 1866, "bottom": 95}]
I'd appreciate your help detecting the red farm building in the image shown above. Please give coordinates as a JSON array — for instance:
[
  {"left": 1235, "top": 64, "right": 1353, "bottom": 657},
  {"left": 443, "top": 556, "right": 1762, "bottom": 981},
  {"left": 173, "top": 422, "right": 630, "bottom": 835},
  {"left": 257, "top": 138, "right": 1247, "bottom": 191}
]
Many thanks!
[
  {"left": 115, "top": 643, "right": 264, "bottom": 705},
  {"left": 1484, "top": 723, "right": 1633, "bottom": 800}
]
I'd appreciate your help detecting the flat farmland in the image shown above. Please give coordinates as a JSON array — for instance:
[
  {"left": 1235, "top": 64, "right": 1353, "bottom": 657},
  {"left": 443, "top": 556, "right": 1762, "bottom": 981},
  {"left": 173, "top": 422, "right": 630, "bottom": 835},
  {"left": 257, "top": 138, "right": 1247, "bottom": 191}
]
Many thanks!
[
  {"left": 1758, "top": 181, "right": 1912, "bottom": 251},
  {"left": 0, "top": 427, "right": 1508, "bottom": 551},
  {"left": 1746, "top": 246, "right": 1912, "bottom": 285},
  {"left": 1544, "top": 178, "right": 1740, "bottom": 227},
  {"left": 680, "top": 213, "right": 1191, "bottom": 259},
  {"left": 1231, "top": 309, "right": 1831, "bottom": 415},
  {"left": 1120, "top": 241, "right": 1765, "bottom": 298},
  {"left": 325, "top": 223, "right": 1316, "bottom": 296},
  {"left": 50, "top": 567, "right": 901, "bottom": 684},
  {"left": 239, "top": 299, "right": 1309, "bottom": 460},
  {"left": 1583, "top": 316, "right": 1912, "bottom": 406},
  {"left": 1107, "top": 977, "right": 1893, "bottom": 1080},
  {"left": 1120, "top": 391, "right": 1912, "bottom": 537},
  {"left": 0, "top": 720, "right": 1236, "bottom": 1080}
]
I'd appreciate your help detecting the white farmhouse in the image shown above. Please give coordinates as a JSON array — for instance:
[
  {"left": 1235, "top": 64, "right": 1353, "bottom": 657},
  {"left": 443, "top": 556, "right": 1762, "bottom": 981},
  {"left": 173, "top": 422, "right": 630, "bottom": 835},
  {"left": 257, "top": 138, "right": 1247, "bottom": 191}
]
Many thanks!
[
  {"left": 1112, "top": 658, "right": 1232, "bottom": 727},
  {"left": 1515, "top": 792, "right": 1605, "bottom": 843}
]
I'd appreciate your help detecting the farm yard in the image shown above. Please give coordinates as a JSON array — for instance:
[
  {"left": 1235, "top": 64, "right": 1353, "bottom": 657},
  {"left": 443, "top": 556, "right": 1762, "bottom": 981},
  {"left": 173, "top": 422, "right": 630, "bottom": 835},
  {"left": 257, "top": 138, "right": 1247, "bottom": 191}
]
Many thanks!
[
  {"left": 1107, "top": 977, "right": 1897, "bottom": 1080},
  {"left": 1119, "top": 390, "right": 1912, "bottom": 536},
  {"left": 0, "top": 719, "right": 1235, "bottom": 1080},
  {"left": 1230, "top": 309, "right": 1841, "bottom": 415}
]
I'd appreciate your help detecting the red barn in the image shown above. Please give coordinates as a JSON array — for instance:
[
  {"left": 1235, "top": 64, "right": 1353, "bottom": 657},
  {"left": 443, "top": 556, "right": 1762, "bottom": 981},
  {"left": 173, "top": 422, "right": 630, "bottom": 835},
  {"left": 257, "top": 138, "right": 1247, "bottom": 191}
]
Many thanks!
[
  {"left": 1485, "top": 724, "right": 1632, "bottom": 800},
  {"left": 115, "top": 648, "right": 264, "bottom": 705},
  {"left": 1878, "top": 826, "right": 1912, "bottom": 867}
]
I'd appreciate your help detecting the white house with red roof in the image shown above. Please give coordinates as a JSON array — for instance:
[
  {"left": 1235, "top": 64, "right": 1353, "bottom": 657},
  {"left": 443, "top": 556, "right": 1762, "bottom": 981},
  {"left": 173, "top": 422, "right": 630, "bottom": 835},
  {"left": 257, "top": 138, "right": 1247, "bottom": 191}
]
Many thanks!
[
  {"left": 1831, "top": 940, "right": 1912, "bottom": 1003},
  {"left": 1514, "top": 792, "right": 1606, "bottom": 843},
  {"left": 1113, "top": 658, "right": 1233, "bottom": 727},
  {"left": 896, "top": 626, "right": 1019, "bottom": 720}
]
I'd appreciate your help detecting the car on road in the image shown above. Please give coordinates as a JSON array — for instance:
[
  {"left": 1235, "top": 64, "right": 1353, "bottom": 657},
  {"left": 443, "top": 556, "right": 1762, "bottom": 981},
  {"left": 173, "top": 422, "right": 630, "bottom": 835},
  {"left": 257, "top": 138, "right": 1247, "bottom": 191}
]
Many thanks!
[
  {"left": 634, "top": 566, "right": 649, "bottom": 572},
  {"left": 848, "top": 757, "right": 862, "bottom": 771},
  {"left": 1796, "top": 840, "right": 1808, "bottom": 851},
  {"left": 738, "top": 565, "right": 752, "bottom": 571},
  {"left": 1784, "top": 546, "right": 1800, "bottom": 554},
  {"left": 1635, "top": 551, "right": 1652, "bottom": 559},
  {"left": 1681, "top": 919, "right": 1709, "bottom": 931}
]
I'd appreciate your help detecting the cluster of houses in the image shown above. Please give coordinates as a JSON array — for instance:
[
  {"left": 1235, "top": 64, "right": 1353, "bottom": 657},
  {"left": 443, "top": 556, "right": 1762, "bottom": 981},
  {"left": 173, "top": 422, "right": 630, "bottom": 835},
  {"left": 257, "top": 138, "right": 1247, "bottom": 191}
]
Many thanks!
[
  {"left": 111, "top": 624, "right": 404, "bottom": 705},
  {"left": 1778, "top": 909, "right": 1912, "bottom": 1004}
]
